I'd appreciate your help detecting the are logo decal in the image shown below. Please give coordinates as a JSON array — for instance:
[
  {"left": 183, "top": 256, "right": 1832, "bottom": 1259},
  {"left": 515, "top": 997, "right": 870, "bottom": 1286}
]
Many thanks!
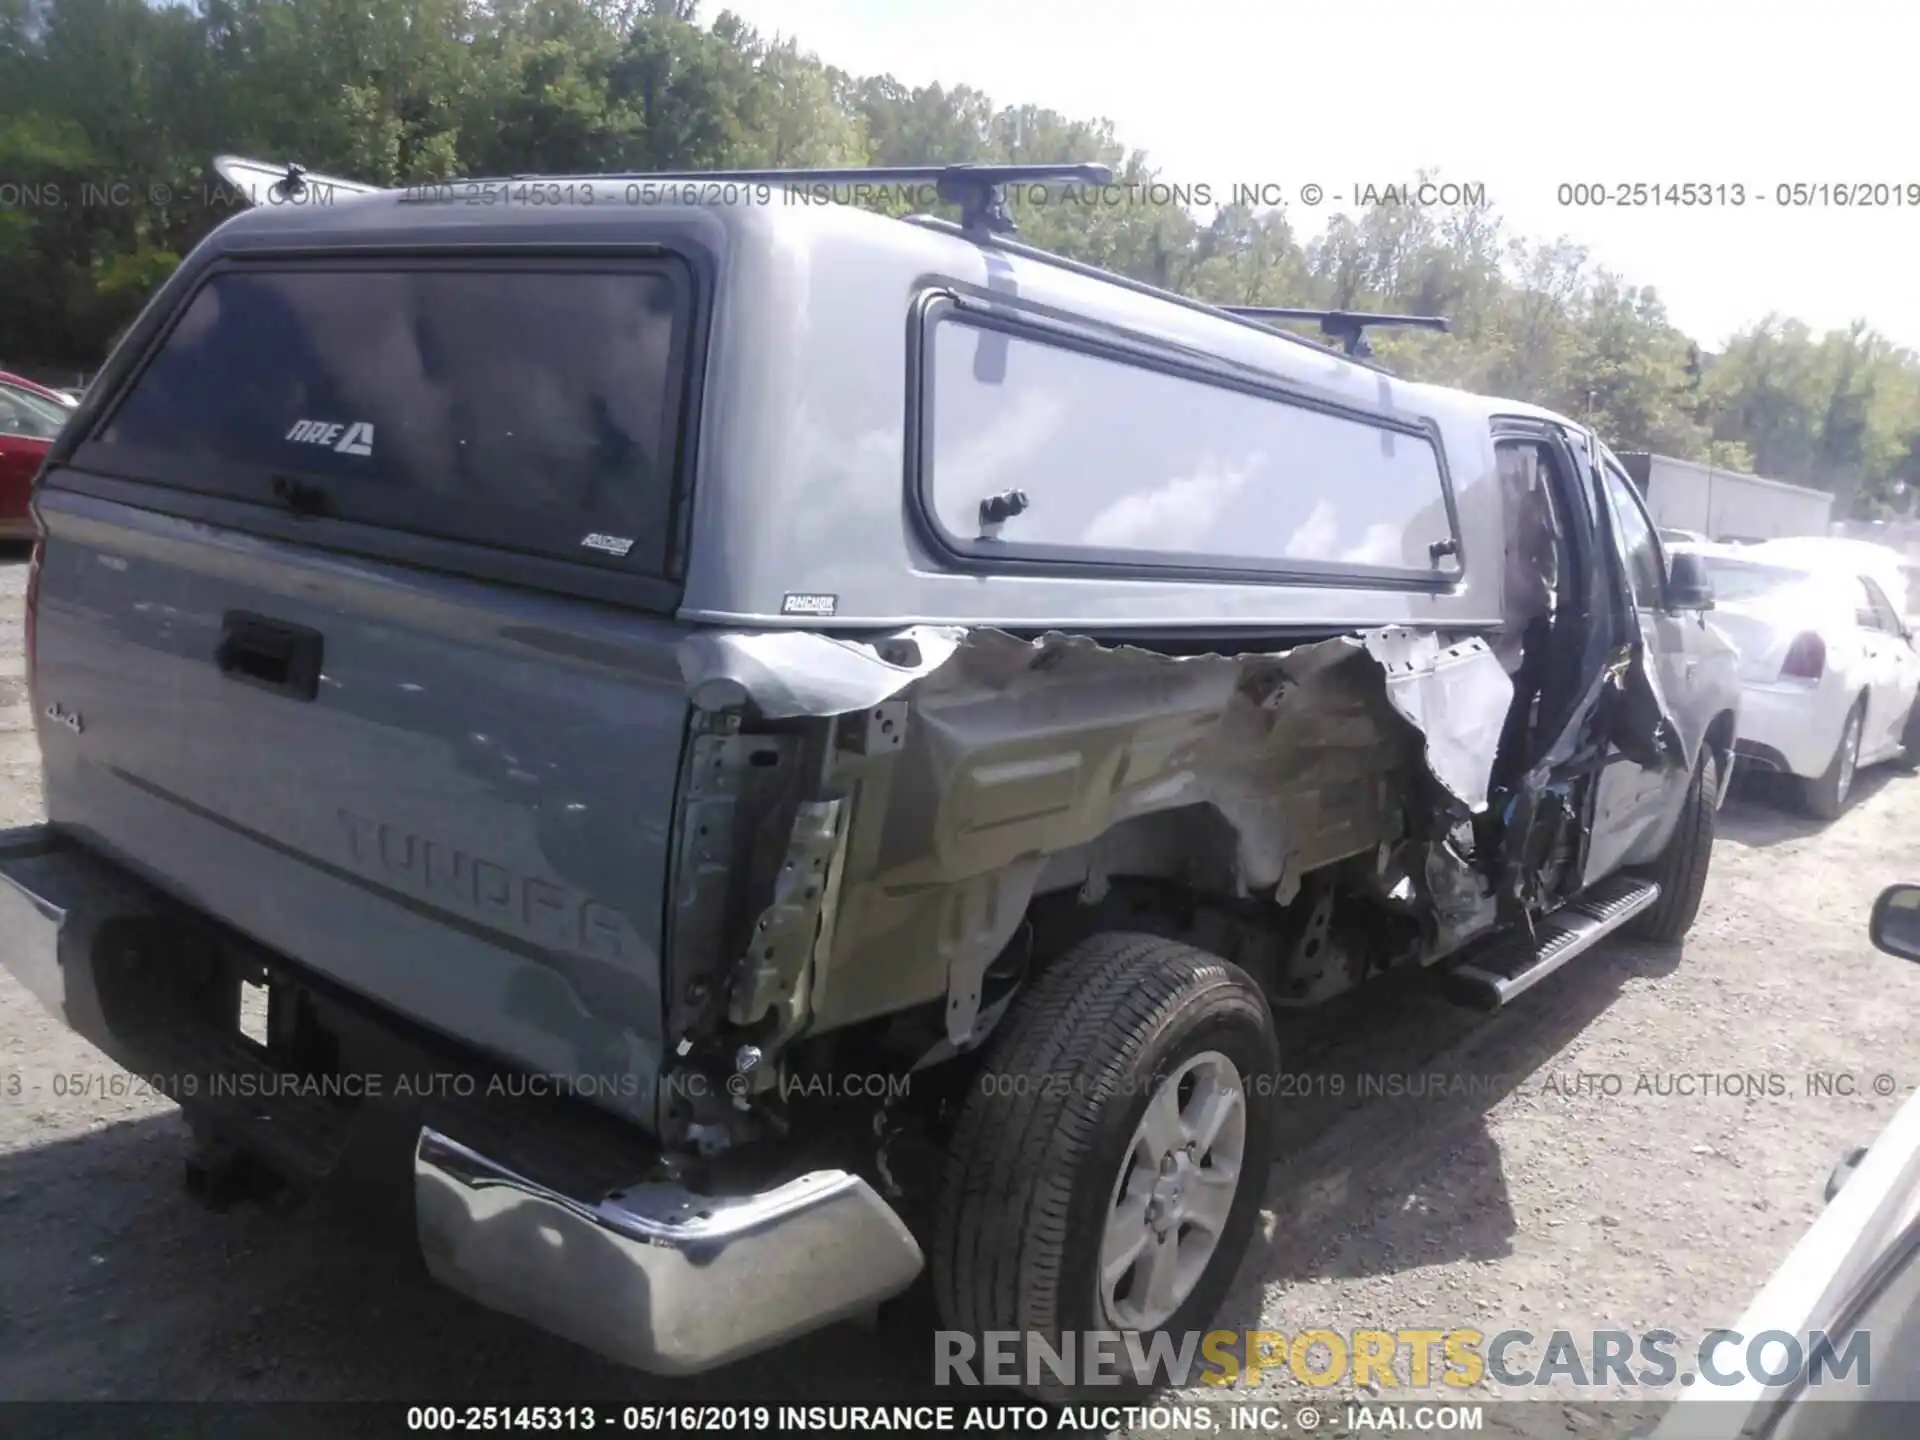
[{"left": 286, "top": 419, "right": 375, "bottom": 456}]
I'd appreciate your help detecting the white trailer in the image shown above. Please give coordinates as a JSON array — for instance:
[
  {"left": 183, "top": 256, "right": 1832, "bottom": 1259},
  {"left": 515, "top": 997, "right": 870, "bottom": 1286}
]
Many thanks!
[{"left": 1620, "top": 452, "right": 1834, "bottom": 541}]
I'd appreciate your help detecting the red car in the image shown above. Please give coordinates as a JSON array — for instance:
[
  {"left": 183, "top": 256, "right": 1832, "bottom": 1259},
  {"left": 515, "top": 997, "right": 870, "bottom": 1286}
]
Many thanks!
[
  {"left": 0, "top": 369, "right": 78, "bottom": 410},
  {"left": 0, "top": 374, "right": 70, "bottom": 539}
]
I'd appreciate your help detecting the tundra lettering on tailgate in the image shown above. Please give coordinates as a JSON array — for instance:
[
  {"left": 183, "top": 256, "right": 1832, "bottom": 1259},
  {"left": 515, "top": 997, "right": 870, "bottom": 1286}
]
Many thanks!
[{"left": 336, "top": 808, "right": 633, "bottom": 960}]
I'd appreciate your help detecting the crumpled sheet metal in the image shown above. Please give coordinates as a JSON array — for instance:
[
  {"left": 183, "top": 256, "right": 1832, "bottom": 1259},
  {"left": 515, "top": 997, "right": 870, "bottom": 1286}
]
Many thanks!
[
  {"left": 1359, "top": 628, "right": 1515, "bottom": 813},
  {"left": 684, "top": 622, "right": 1516, "bottom": 1045},
  {"left": 680, "top": 623, "right": 1515, "bottom": 814},
  {"left": 677, "top": 626, "right": 967, "bottom": 717}
]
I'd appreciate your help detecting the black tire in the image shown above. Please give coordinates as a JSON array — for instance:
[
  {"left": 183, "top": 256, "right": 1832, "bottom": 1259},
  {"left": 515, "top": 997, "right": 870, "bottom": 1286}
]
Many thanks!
[
  {"left": 1896, "top": 694, "right": 1920, "bottom": 772},
  {"left": 1627, "top": 749, "right": 1717, "bottom": 944},
  {"left": 931, "top": 932, "right": 1277, "bottom": 1401},
  {"left": 1800, "top": 698, "right": 1866, "bottom": 821}
]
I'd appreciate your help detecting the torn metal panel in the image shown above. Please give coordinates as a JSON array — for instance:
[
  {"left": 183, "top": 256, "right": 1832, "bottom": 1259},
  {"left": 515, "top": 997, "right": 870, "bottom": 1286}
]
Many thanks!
[
  {"left": 1572, "top": 424, "right": 1687, "bottom": 772},
  {"left": 1425, "top": 830, "right": 1499, "bottom": 952},
  {"left": 662, "top": 724, "right": 805, "bottom": 1051},
  {"left": 682, "top": 622, "right": 1515, "bottom": 1049},
  {"left": 1357, "top": 628, "right": 1515, "bottom": 813},
  {"left": 1610, "top": 643, "right": 1688, "bottom": 773},
  {"left": 677, "top": 626, "right": 966, "bottom": 716},
  {"left": 727, "top": 796, "right": 851, "bottom": 1064},
  {"left": 930, "top": 856, "right": 1051, "bottom": 1049}
]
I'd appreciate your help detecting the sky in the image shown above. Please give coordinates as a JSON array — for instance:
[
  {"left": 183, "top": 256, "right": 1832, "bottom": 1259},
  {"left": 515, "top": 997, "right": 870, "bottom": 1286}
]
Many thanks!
[{"left": 716, "top": 0, "right": 1919, "bottom": 352}]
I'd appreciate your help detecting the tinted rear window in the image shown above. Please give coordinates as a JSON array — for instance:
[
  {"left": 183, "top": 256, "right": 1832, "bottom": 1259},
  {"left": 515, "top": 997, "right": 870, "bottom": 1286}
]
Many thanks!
[{"left": 93, "top": 262, "right": 692, "bottom": 575}]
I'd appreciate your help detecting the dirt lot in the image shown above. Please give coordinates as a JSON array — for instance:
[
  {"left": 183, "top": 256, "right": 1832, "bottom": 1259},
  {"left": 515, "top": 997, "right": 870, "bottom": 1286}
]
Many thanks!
[{"left": 2, "top": 542, "right": 1919, "bottom": 1416}]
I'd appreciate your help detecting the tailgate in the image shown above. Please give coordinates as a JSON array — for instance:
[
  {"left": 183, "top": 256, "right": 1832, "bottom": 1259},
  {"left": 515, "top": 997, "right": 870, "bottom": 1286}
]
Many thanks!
[
  {"left": 31, "top": 493, "right": 688, "bottom": 1125},
  {"left": 26, "top": 255, "right": 708, "bottom": 1129}
]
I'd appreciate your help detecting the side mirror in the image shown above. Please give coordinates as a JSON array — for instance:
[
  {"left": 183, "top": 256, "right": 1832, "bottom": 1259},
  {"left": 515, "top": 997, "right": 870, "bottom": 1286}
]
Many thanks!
[
  {"left": 1666, "top": 551, "right": 1716, "bottom": 611},
  {"left": 1870, "top": 884, "right": 1920, "bottom": 960}
]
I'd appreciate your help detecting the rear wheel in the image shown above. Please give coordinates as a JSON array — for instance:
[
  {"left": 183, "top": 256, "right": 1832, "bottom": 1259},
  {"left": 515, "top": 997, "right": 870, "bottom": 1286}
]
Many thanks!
[
  {"left": 1800, "top": 699, "right": 1865, "bottom": 820},
  {"left": 1628, "top": 749, "right": 1717, "bottom": 944},
  {"left": 1897, "top": 694, "right": 1920, "bottom": 772},
  {"left": 932, "top": 931, "right": 1277, "bottom": 1401}
]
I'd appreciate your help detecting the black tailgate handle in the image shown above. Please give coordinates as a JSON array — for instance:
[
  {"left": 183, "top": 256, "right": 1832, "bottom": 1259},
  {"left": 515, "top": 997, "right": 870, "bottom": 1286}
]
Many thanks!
[{"left": 215, "top": 611, "right": 324, "bottom": 701}]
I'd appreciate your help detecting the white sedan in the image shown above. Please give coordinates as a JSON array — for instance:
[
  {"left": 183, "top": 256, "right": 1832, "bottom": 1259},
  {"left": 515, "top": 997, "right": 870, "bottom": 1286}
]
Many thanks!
[
  {"left": 1749, "top": 534, "right": 1920, "bottom": 627},
  {"left": 1676, "top": 543, "right": 1920, "bottom": 818}
]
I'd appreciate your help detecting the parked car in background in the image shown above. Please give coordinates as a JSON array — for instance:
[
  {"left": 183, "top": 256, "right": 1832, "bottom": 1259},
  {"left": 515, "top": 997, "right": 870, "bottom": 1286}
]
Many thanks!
[
  {"left": 1652, "top": 884, "right": 1920, "bottom": 1440},
  {"left": 0, "top": 369, "right": 78, "bottom": 411},
  {"left": 1674, "top": 542, "right": 1920, "bottom": 817},
  {"left": 0, "top": 381, "right": 65, "bottom": 539},
  {"left": 1751, "top": 536, "right": 1920, "bottom": 627},
  {"left": 1659, "top": 526, "right": 1708, "bottom": 546}
]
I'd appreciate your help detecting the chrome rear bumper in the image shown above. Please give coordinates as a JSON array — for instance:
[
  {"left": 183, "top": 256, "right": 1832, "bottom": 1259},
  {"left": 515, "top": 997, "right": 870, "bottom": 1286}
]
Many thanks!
[
  {"left": 415, "top": 1128, "right": 924, "bottom": 1375},
  {"left": 0, "top": 824, "right": 926, "bottom": 1376}
]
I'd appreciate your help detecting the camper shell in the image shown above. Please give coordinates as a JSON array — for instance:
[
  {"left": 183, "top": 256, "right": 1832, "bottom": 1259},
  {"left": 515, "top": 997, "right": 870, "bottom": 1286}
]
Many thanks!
[
  {"left": 84, "top": 187, "right": 1514, "bottom": 631},
  {"left": 3, "top": 163, "right": 1740, "bottom": 1388}
]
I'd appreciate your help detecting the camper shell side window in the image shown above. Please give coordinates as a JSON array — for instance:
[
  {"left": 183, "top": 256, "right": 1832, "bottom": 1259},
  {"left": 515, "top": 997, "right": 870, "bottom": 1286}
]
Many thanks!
[{"left": 913, "top": 295, "right": 1464, "bottom": 588}]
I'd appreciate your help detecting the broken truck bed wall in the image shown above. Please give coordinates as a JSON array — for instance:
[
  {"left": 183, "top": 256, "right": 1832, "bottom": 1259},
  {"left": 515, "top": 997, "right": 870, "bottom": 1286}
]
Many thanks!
[{"left": 681, "top": 624, "right": 1515, "bottom": 1054}]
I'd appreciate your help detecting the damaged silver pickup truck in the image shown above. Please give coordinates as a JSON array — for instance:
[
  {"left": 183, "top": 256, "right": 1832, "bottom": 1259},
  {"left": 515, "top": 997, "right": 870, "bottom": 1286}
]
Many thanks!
[{"left": 1, "top": 158, "right": 1738, "bottom": 1391}]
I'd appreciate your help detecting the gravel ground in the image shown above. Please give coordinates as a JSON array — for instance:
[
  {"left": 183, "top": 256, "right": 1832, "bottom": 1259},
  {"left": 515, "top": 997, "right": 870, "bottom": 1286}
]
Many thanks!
[{"left": 2, "top": 544, "right": 1918, "bottom": 1423}]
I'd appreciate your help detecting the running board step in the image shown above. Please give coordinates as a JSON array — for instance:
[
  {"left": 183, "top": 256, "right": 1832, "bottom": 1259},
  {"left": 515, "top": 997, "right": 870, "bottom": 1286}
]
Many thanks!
[{"left": 1444, "top": 874, "right": 1662, "bottom": 1011}]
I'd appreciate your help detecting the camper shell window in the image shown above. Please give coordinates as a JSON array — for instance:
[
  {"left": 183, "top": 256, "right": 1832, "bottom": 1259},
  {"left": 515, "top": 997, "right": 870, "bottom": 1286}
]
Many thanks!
[
  {"left": 85, "top": 257, "right": 696, "bottom": 579},
  {"left": 916, "top": 301, "right": 1461, "bottom": 586}
]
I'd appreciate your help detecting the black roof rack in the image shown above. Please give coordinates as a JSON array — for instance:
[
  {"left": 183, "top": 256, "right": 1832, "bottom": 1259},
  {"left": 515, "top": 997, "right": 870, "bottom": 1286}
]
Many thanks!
[
  {"left": 212, "top": 154, "right": 381, "bottom": 204},
  {"left": 210, "top": 152, "right": 1404, "bottom": 374},
  {"left": 903, "top": 215, "right": 1382, "bottom": 370},
  {"left": 1220, "top": 307, "right": 1450, "bottom": 359},
  {"left": 402, "top": 161, "right": 1114, "bottom": 236}
]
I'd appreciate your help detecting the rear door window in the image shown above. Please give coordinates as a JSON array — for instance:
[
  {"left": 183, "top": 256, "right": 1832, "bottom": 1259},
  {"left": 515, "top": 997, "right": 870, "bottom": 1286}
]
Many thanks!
[{"left": 89, "top": 260, "right": 694, "bottom": 576}]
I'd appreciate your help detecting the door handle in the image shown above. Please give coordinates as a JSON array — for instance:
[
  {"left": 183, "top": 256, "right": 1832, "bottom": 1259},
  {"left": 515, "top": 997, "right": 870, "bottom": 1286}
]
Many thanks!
[{"left": 215, "top": 611, "right": 324, "bottom": 701}]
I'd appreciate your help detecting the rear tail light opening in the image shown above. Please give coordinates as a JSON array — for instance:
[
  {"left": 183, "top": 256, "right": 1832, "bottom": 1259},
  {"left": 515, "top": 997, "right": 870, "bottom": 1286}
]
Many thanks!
[{"left": 1780, "top": 631, "right": 1826, "bottom": 682}]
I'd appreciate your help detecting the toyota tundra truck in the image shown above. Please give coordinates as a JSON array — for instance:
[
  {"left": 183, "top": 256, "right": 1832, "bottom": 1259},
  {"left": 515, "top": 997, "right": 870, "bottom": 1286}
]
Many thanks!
[{"left": 0, "top": 157, "right": 1738, "bottom": 1394}]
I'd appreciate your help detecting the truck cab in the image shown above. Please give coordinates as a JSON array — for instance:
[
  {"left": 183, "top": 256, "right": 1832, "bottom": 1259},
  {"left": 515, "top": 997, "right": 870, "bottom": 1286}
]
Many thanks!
[{"left": 0, "top": 161, "right": 1739, "bottom": 1393}]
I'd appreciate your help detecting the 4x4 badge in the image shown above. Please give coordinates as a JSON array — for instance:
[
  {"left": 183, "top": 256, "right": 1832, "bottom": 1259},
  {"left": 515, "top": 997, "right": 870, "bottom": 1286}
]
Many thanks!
[{"left": 42, "top": 701, "right": 83, "bottom": 735}]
